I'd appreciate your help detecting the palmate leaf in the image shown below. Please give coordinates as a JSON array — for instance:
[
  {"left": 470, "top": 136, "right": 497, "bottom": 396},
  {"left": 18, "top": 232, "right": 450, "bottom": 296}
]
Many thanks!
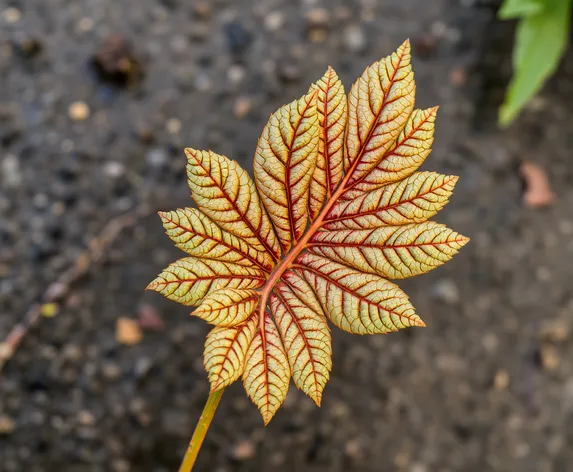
[{"left": 147, "top": 39, "right": 469, "bottom": 424}]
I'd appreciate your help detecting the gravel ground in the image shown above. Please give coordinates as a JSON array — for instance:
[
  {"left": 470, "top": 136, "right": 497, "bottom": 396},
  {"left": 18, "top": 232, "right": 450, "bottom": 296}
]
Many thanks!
[{"left": 2, "top": 1, "right": 573, "bottom": 471}]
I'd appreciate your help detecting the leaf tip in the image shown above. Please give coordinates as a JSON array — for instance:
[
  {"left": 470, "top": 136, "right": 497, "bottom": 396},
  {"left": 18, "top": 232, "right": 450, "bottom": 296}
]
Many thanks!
[
  {"left": 259, "top": 407, "right": 276, "bottom": 426},
  {"left": 184, "top": 147, "right": 201, "bottom": 162},
  {"left": 498, "top": 104, "right": 514, "bottom": 128},
  {"left": 413, "top": 318, "right": 426, "bottom": 328},
  {"left": 310, "top": 392, "right": 322, "bottom": 407},
  {"left": 445, "top": 174, "right": 460, "bottom": 190},
  {"left": 145, "top": 279, "right": 160, "bottom": 291}
]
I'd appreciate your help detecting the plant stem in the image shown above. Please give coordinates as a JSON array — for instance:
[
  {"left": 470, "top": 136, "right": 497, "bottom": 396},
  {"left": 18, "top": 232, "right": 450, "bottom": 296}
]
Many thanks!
[{"left": 178, "top": 388, "right": 224, "bottom": 472}]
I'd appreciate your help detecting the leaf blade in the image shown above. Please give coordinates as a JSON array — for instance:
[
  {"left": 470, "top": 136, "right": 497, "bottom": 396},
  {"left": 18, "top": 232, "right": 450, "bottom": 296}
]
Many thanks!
[
  {"left": 325, "top": 172, "right": 458, "bottom": 230},
  {"left": 186, "top": 149, "right": 281, "bottom": 260},
  {"left": 345, "top": 39, "right": 415, "bottom": 184},
  {"left": 348, "top": 107, "right": 437, "bottom": 193},
  {"left": 146, "top": 257, "right": 265, "bottom": 306},
  {"left": 296, "top": 252, "right": 423, "bottom": 334},
  {"left": 254, "top": 91, "right": 320, "bottom": 251},
  {"left": 310, "top": 221, "right": 470, "bottom": 279},
  {"left": 159, "top": 208, "right": 273, "bottom": 271},
  {"left": 204, "top": 313, "right": 259, "bottom": 391},
  {"left": 499, "top": 0, "right": 572, "bottom": 125},
  {"left": 309, "top": 67, "right": 347, "bottom": 219},
  {"left": 271, "top": 271, "right": 332, "bottom": 405},
  {"left": 193, "top": 289, "right": 259, "bottom": 326},
  {"left": 243, "top": 312, "right": 291, "bottom": 424}
]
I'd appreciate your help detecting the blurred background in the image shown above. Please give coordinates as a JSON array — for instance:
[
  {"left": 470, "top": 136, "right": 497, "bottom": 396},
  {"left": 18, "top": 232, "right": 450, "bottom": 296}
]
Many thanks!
[{"left": 2, "top": 0, "right": 573, "bottom": 471}]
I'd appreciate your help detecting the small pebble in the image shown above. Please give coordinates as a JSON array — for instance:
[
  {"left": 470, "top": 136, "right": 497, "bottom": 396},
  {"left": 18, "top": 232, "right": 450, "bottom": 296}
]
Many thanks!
[
  {"left": 68, "top": 101, "right": 90, "bottom": 121},
  {"left": 62, "top": 344, "right": 82, "bottom": 362},
  {"left": 165, "top": 118, "right": 181, "bottom": 134},
  {"left": 432, "top": 278, "right": 460, "bottom": 304},
  {"left": 493, "top": 369, "right": 509, "bottom": 390},
  {"left": 410, "top": 463, "right": 428, "bottom": 472},
  {"left": 170, "top": 35, "right": 188, "bottom": 55},
  {"left": 146, "top": 148, "right": 168, "bottom": 167},
  {"left": 278, "top": 63, "right": 301, "bottom": 83},
  {"left": 230, "top": 439, "right": 256, "bottom": 461},
  {"left": 174, "top": 64, "right": 197, "bottom": 91},
  {"left": 308, "top": 29, "right": 327, "bottom": 43},
  {"left": 305, "top": 8, "right": 330, "bottom": 29},
  {"left": 102, "top": 362, "right": 122, "bottom": 380},
  {"left": 414, "top": 34, "right": 437, "bottom": 57},
  {"left": 103, "top": 161, "right": 125, "bottom": 178},
  {"left": 188, "top": 23, "right": 210, "bottom": 42},
  {"left": 224, "top": 21, "right": 252, "bottom": 55},
  {"left": 227, "top": 65, "right": 246, "bottom": 85},
  {"left": 233, "top": 97, "right": 252, "bottom": 119},
  {"left": 540, "top": 344, "right": 559, "bottom": 371},
  {"left": 77, "top": 410, "right": 96, "bottom": 426},
  {"left": 449, "top": 66, "right": 467, "bottom": 87},
  {"left": 2, "top": 154, "right": 21, "bottom": 188},
  {"left": 195, "top": 73, "right": 212, "bottom": 92},
  {"left": 541, "top": 319, "right": 569, "bottom": 342},
  {"left": 0, "top": 343, "right": 13, "bottom": 361},
  {"left": 138, "top": 304, "right": 164, "bottom": 331},
  {"left": 134, "top": 357, "right": 154, "bottom": 379},
  {"left": 264, "top": 11, "right": 285, "bottom": 31},
  {"left": 192, "top": 0, "right": 211, "bottom": 19},
  {"left": 344, "top": 438, "right": 362, "bottom": 458},
  {"left": 0, "top": 416, "right": 16, "bottom": 434},
  {"left": 344, "top": 25, "right": 367, "bottom": 53},
  {"left": 76, "top": 17, "right": 94, "bottom": 33},
  {"left": 12, "top": 33, "right": 42, "bottom": 58},
  {"left": 40, "top": 303, "right": 59, "bottom": 318},
  {"left": 3, "top": 7, "right": 21, "bottom": 24}
]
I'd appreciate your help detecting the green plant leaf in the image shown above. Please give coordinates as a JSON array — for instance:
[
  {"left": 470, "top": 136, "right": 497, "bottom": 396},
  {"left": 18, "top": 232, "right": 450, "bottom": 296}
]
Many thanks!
[
  {"left": 499, "top": 0, "right": 572, "bottom": 126},
  {"left": 498, "top": 0, "right": 544, "bottom": 19}
]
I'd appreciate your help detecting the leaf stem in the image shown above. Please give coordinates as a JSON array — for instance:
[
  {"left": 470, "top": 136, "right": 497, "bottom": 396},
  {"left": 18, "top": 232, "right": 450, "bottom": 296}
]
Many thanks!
[{"left": 178, "top": 388, "right": 224, "bottom": 472}]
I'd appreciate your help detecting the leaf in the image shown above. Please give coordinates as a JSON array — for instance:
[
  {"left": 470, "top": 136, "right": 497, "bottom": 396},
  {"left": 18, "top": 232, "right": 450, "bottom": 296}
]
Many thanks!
[
  {"left": 148, "top": 42, "right": 469, "bottom": 425},
  {"left": 146, "top": 257, "right": 265, "bottom": 306},
  {"left": 253, "top": 90, "right": 319, "bottom": 252},
  {"left": 347, "top": 108, "right": 437, "bottom": 193},
  {"left": 308, "top": 221, "right": 469, "bottom": 279},
  {"left": 159, "top": 208, "right": 273, "bottom": 271},
  {"left": 243, "top": 311, "right": 290, "bottom": 425},
  {"left": 204, "top": 313, "right": 259, "bottom": 391},
  {"left": 345, "top": 39, "right": 415, "bottom": 184},
  {"left": 499, "top": 0, "right": 572, "bottom": 125},
  {"left": 271, "top": 271, "right": 331, "bottom": 405},
  {"left": 308, "top": 67, "right": 347, "bottom": 219},
  {"left": 193, "top": 289, "right": 259, "bottom": 326},
  {"left": 498, "top": 0, "right": 544, "bottom": 19},
  {"left": 295, "top": 252, "right": 423, "bottom": 334},
  {"left": 186, "top": 149, "right": 281, "bottom": 260},
  {"left": 325, "top": 172, "right": 457, "bottom": 230}
]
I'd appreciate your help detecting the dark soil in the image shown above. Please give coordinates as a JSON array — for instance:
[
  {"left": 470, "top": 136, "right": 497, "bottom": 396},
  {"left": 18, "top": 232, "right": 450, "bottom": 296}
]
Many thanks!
[{"left": 2, "top": 1, "right": 573, "bottom": 471}]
